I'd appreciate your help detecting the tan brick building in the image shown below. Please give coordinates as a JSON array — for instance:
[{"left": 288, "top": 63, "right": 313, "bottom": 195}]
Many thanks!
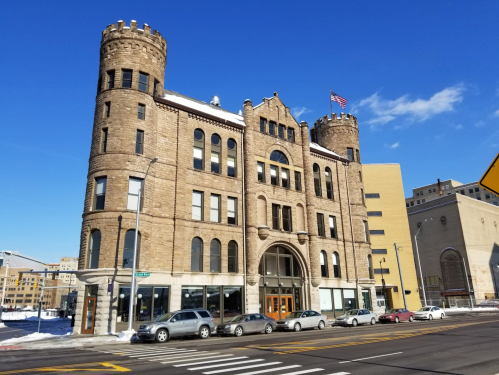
[{"left": 74, "top": 20, "right": 375, "bottom": 335}]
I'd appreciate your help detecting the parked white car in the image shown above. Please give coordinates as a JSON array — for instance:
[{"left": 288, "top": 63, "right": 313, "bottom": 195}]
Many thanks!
[
  {"left": 415, "top": 306, "right": 445, "bottom": 320},
  {"left": 334, "top": 309, "right": 377, "bottom": 327}
]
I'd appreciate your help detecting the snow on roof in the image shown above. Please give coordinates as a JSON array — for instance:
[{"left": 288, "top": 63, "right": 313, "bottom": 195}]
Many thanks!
[
  {"left": 310, "top": 142, "right": 345, "bottom": 160},
  {"left": 162, "top": 90, "right": 245, "bottom": 127}
]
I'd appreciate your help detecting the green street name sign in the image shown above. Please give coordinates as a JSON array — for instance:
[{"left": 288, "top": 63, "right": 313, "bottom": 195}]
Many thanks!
[{"left": 135, "top": 272, "right": 150, "bottom": 277}]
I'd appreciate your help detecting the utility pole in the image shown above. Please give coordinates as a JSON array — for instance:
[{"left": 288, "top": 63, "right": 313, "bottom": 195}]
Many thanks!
[
  {"left": 37, "top": 268, "right": 47, "bottom": 333},
  {"left": 394, "top": 243, "right": 408, "bottom": 310}
]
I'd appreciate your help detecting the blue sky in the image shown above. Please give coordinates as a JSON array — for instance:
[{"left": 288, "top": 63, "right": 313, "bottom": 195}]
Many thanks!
[{"left": 1, "top": 1, "right": 498, "bottom": 262}]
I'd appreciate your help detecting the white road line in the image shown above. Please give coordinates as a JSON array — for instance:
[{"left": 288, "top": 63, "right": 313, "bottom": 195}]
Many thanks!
[
  {"left": 149, "top": 351, "right": 212, "bottom": 361},
  {"left": 233, "top": 365, "right": 302, "bottom": 375},
  {"left": 105, "top": 348, "right": 184, "bottom": 354},
  {"left": 203, "top": 362, "right": 282, "bottom": 374},
  {"left": 162, "top": 354, "right": 236, "bottom": 364},
  {"left": 248, "top": 369, "right": 324, "bottom": 375},
  {"left": 339, "top": 352, "right": 403, "bottom": 364},
  {"left": 322, "top": 373, "right": 350, "bottom": 375},
  {"left": 189, "top": 359, "right": 264, "bottom": 370},
  {"left": 174, "top": 356, "right": 247, "bottom": 367},
  {"left": 129, "top": 349, "right": 197, "bottom": 357}
]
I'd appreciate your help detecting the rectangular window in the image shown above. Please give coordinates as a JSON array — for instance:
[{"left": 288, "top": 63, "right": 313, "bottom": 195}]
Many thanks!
[
  {"left": 329, "top": 216, "right": 337, "bottom": 239},
  {"left": 93, "top": 177, "right": 107, "bottom": 210},
  {"left": 260, "top": 118, "right": 267, "bottom": 133},
  {"left": 282, "top": 206, "right": 292, "bottom": 232},
  {"left": 372, "top": 249, "right": 387, "bottom": 254},
  {"left": 210, "top": 194, "right": 220, "bottom": 222},
  {"left": 257, "top": 162, "right": 265, "bottom": 182},
  {"left": 317, "top": 213, "right": 325, "bottom": 237},
  {"left": 369, "top": 229, "right": 385, "bottom": 235},
  {"left": 295, "top": 171, "right": 302, "bottom": 191},
  {"left": 287, "top": 128, "right": 295, "bottom": 143},
  {"left": 361, "top": 189, "right": 365, "bottom": 205},
  {"left": 270, "top": 165, "right": 279, "bottom": 186},
  {"left": 469, "top": 188, "right": 473, "bottom": 194},
  {"left": 127, "top": 177, "right": 143, "bottom": 210},
  {"left": 374, "top": 268, "right": 390, "bottom": 274},
  {"left": 227, "top": 156, "right": 236, "bottom": 177},
  {"left": 138, "top": 104, "right": 145, "bottom": 120},
  {"left": 211, "top": 152, "right": 220, "bottom": 174},
  {"left": 367, "top": 211, "right": 382, "bottom": 217},
  {"left": 356, "top": 149, "right": 361, "bottom": 163},
  {"left": 475, "top": 187, "right": 479, "bottom": 192},
  {"left": 104, "top": 102, "right": 111, "bottom": 117},
  {"left": 193, "top": 147, "right": 203, "bottom": 170},
  {"left": 278, "top": 124, "right": 285, "bottom": 139},
  {"left": 347, "top": 148, "right": 354, "bottom": 161},
  {"left": 460, "top": 190, "right": 465, "bottom": 195},
  {"left": 153, "top": 79, "right": 159, "bottom": 96},
  {"left": 365, "top": 193, "right": 380, "bottom": 199},
  {"left": 227, "top": 197, "right": 237, "bottom": 225},
  {"left": 485, "top": 193, "right": 491, "bottom": 199},
  {"left": 272, "top": 204, "right": 281, "bottom": 230},
  {"left": 410, "top": 201, "right": 414, "bottom": 206},
  {"left": 107, "top": 70, "right": 115, "bottom": 89},
  {"left": 121, "top": 69, "right": 132, "bottom": 88},
  {"left": 363, "top": 221, "right": 369, "bottom": 242},
  {"left": 101, "top": 128, "right": 108, "bottom": 153},
  {"left": 192, "top": 191, "right": 203, "bottom": 221},
  {"left": 138, "top": 72, "right": 149, "bottom": 92},
  {"left": 135, "top": 130, "right": 144, "bottom": 154},
  {"left": 281, "top": 168, "right": 290, "bottom": 189},
  {"left": 269, "top": 121, "right": 276, "bottom": 136}
]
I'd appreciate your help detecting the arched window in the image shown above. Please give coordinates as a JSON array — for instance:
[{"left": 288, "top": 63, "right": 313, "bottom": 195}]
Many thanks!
[
  {"left": 367, "top": 255, "right": 374, "bottom": 279},
  {"left": 320, "top": 250, "right": 328, "bottom": 277},
  {"left": 270, "top": 150, "right": 289, "bottom": 165},
  {"left": 325, "top": 167, "right": 334, "bottom": 199},
  {"left": 123, "top": 230, "right": 141, "bottom": 269},
  {"left": 228, "top": 241, "right": 238, "bottom": 273},
  {"left": 333, "top": 252, "right": 340, "bottom": 278},
  {"left": 193, "top": 129, "right": 204, "bottom": 170},
  {"left": 87, "top": 230, "right": 101, "bottom": 269},
  {"left": 211, "top": 134, "right": 221, "bottom": 174},
  {"left": 227, "top": 139, "right": 237, "bottom": 177},
  {"left": 191, "top": 237, "right": 203, "bottom": 272},
  {"left": 313, "top": 164, "right": 322, "bottom": 197},
  {"left": 440, "top": 249, "right": 466, "bottom": 290},
  {"left": 210, "top": 239, "right": 221, "bottom": 273}
]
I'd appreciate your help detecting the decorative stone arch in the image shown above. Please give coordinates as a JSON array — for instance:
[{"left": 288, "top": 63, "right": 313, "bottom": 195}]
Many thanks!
[
  {"left": 256, "top": 240, "right": 310, "bottom": 281},
  {"left": 440, "top": 248, "right": 466, "bottom": 291},
  {"left": 265, "top": 144, "right": 295, "bottom": 166}
]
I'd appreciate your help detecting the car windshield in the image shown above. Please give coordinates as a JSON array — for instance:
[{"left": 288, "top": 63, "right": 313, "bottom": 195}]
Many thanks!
[
  {"left": 286, "top": 312, "right": 303, "bottom": 318},
  {"left": 387, "top": 309, "right": 401, "bottom": 313},
  {"left": 418, "top": 307, "right": 432, "bottom": 312},
  {"left": 154, "top": 312, "right": 176, "bottom": 322},
  {"left": 227, "top": 315, "right": 246, "bottom": 323},
  {"left": 345, "top": 310, "right": 359, "bottom": 316}
]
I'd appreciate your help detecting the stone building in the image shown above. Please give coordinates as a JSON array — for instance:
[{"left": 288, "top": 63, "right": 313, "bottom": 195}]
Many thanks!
[{"left": 74, "top": 20, "right": 375, "bottom": 335}]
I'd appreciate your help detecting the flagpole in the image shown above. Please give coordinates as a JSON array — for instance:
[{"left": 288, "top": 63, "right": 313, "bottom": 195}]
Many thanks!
[{"left": 329, "top": 90, "right": 333, "bottom": 119}]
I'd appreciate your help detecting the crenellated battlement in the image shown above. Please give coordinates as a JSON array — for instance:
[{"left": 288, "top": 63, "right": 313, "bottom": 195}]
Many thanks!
[
  {"left": 101, "top": 20, "right": 167, "bottom": 55},
  {"left": 313, "top": 112, "right": 358, "bottom": 130}
]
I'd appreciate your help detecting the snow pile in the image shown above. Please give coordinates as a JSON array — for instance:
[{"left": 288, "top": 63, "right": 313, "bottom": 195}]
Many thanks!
[
  {"left": 1, "top": 311, "right": 64, "bottom": 321},
  {"left": 444, "top": 306, "right": 499, "bottom": 312},
  {"left": 1, "top": 332, "right": 65, "bottom": 344}
]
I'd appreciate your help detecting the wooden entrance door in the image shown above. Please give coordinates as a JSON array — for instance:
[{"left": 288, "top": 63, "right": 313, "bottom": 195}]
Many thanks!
[
  {"left": 82, "top": 297, "right": 96, "bottom": 334},
  {"left": 279, "top": 296, "right": 293, "bottom": 319},
  {"left": 266, "top": 295, "right": 293, "bottom": 320}
]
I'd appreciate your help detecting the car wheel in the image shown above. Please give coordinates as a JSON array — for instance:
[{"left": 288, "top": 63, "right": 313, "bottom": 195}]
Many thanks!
[
  {"left": 409, "top": 315, "right": 414, "bottom": 322},
  {"left": 293, "top": 323, "right": 301, "bottom": 332},
  {"left": 155, "top": 329, "right": 169, "bottom": 343},
  {"left": 318, "top": 320, "right": 325, "bottom": 330},
  {"left": 264, "top": 324, "right": 273, "bottom": 334},
  {"left": 352, "top": 319, "right": 358, "bottom": 327},
  {"left": 370, "top": 318, "right": 376, "bottom": 325},
  {"left": 394, "top": 317, "right": 400, "bottom": 323},
  {"left": 199, "top": 326, "right": 210, "bottom": 339},
  {"left": 234, "top": 326, "right": 244, "bottom": 337},
  {"left": 441, "top": 313, "right": 444, "bottom": 319},
  {"left": 429, "top": 314, "right": 433, "bottom": 321}
]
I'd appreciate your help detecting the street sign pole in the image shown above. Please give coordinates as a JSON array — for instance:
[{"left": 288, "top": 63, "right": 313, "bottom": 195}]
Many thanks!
[
  {"left": 394, "top": 243, "right": 408, "bottom": 310},
  {"left": 37, "top": 268, "right": 47, "bottom": 333}
]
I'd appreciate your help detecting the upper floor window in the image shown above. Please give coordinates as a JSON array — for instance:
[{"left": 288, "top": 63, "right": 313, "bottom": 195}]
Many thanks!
[
  {"left": 93, "top": 177, "right": 107, "bottom": 210},
  {"left": 317, "top": 213, "right": 325, "bottom": 237},
  {"left": 192, "top": 191, "right": 203, "bottom": 221},
  {"left": 282, "top": 206, "right": 292, "bottom": 232},
  {"left": 320, "top": 251, "right": 328, "bottom": 277},
  {"left": 368, "top": 255, "right": 374, "bottom": 279},
  {"left": 227, "top": 139, "right": 237, "bottom": 177},
  {"left": 191, "top": 237, "right": 203, "bottom": 272},
  {"left": 136, "top": 130, "right": 144, "bottom": 154},
  {"left": 210, "top": 239, "right": 221, "bottom": 273},
  {"left": 347, "top": 148, "right": 354, "bottom": 161},
  {"left": 107, "top": 70, "right": 115, "bottom": 89},
  {"left": 270, "top": 150, "right": 289, "bottom": 165},
  {"left": 257, "top": 162, "right": 265, "bottom": 182},
  {"left": 356, "top": 149, "right": 361, "bottom": 163},
  {"left": 329, "top": 215, "right": 337, "bottom": 239},
  {"left": 193, "top": 129, "right": 205, "bottom": 170},
  {"left": 270, "top": 165, "right": 279, "bottom": 186},
  {"left": 104, "top": 102, "right": 111, "bottom": 118},
  {"left": 295, "top": 171, "right": 302, "bottom": 191},
  {"left": 365, "top": 193, "right": 380, "bottom": 199},
  {"left": 153, "top": 79, "right": 159, "bottom": 96},
  {"left": 227, "top": 197, "right": 237, "bottom": 225},
  {"left": 313, "top": 164, "right": 322, "bottom": 197},
  {"left": 123, "top": 229, "right": 141, "bottom": 269},
  {"left": 211, "top": 134, "right": 221, "bottom": 174},
  {"left": 269, "top": 121, "right": 276, "bottom": 136},
  {"left": 138, "top": 72, "right": 149, "bottom": 92},
  {"left": 122, "top": 69, "right": 132, "bottom": 88},
  {"left": 272, "top": 204, "right": 280, "bottom": 230},
  {"left": 278, "top": 124, "right": 285, "bottom": 139},
  {"left": 325, "top": 167, "right": 333, "bottom": 199},
  {"left": 210, "top": 194, "right": 220, "bottom": 222},
  {"left": 260, "top": 118, "right": 267, "bottom": 133},
  {"left": 228, "top": 241, "right": 238, "bottom": 273},
  {"left": 333, "top": 252, "right": 340, "bottom": 278},
  {"left": 127, "top": 177, "right": 143, "bottom": 211},
  {"left": 101, "top": 128, "right": 108, "bottom": 153},
  {"left": 87, "top": 230, "right": 101, "bottom": 269},
  {"left": 287, "top": 128, "right": 295, "bottom": 143},
  {"left": 138, "top": 104, "right": 145, "bottom": 120},
  {"left": 281, "top": 168, "right": 290, "bottom": 189},
  {"left": 367, "top": 211, "right": 382, "bottom": 217},
  {"left": 363, "top": 221, "right": 369, "bottom": 242},
  {"left": 359, "top": 171, "right": 362, "bottom": 182}
]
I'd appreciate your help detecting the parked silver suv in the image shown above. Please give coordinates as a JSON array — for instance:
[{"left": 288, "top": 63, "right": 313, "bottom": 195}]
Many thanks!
[{"left": 137, "top": 309, "right": 215, "bottom": 343}]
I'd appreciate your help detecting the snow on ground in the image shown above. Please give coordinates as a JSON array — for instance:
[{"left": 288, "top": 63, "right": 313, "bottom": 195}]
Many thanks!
[
  {"left": 444, "top": 307, "right": 499, "bottom": 312},
  {"left": 1, "top": 311, "right": 64, "bottom": 321}
]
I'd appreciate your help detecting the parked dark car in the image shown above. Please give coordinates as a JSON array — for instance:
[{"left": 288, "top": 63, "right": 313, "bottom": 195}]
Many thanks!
[{"left": 217, "top": 314, "right": 276, "bottom": 336}]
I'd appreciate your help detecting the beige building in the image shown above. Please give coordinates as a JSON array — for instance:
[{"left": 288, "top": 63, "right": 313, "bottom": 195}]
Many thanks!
[
  {"left": 363, "top": 164, "right": 421, "bottom": 312},
  {"left": 407, "top": 194, "right": 499, "bottom": 305},
  {"left": 75, "top": 20, "right": 375, "bottom": 335}
]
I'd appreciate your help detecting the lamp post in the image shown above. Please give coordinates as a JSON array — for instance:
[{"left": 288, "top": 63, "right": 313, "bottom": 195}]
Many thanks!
[
  {"left": 380, "top": 257, "right": 386, "bottom": 312},
  {"left": 126, "top": 157, "right": 158, "bottom": 333},
  {"left": 414, "top": 218, "right": 432, "bottom": 307}
]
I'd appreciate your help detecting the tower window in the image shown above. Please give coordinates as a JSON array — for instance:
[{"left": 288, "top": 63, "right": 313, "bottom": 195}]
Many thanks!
[
  {"left": 93, "top": 177, "right": 107, "bottom": 210},
  {"left": 260, "top": 118, "right": 267, "bottom": 133},
  {"left": 193, "top": 129, "right": 205, "bottom": 170},
  {"left": 121, "top": 69, "right": 133, "bottom": 88},
  {"left": 211, "top": 134, "right": 221, "bottom": 174},
  {"left": 138, "top": 104, "right": 145, "bottom": 120},
  {"left": 257, "top": 162, "right": 265, "bottom": 182},
  {"left": 227, "top": 139, "right": 237, "bottom": 177},
  {"left": 325, "top": 167, "right": 333, "bottom": 199},
  {"left": 153, "top": 79, "right": 159, "bottom": 96},
  {"left": 294, "top": 171, "right": 302, "bottom": 191},
  {"left": 287, "top": 128, "right": 295, "bottom": 143},
  {"left": 135, "top": 130, "right": 144, "bottom": 154},
  {"left": 104, "top": 102, "right": 111, "bottom": 118},
  {"left": 101, "top": 128, "right": 108, "bottom": 153},
  {"left": 356, "top": 149, "right": 361, "bottom": 163},
  {"left": 347, "top": 148, "right": 354, "bottom": 161},
  {"left": 278, "top": 124, "right": 285, "bottom": 139},
  {"left": 269, "top": 121, "right": 276, "bottom": 136},
  {"left": 107, "top": 70, "right": 115, "bottom": 89},
  {"left": 313, "top": 164, "right": 322, "bottom": 197},
  {"left": 138, "top": 72, "right": 149, "bottom": 92},
  {"left": 127, "top": 177, "right": 143, "bottom": 211}
]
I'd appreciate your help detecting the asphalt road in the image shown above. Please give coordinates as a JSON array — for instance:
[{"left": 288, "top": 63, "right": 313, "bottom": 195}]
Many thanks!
[{"left": 1, "top": 313, "right": 499, "bottom": 374}]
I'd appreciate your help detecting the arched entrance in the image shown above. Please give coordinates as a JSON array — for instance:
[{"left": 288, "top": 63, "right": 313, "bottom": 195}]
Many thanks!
[{"left": 258, "top": 246, "right": 305, "bottom": 320}]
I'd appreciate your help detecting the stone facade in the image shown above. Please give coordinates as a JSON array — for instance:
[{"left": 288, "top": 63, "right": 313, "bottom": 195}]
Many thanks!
[{"left": 74, "top": 20, "right": 375, "bottom": 335}]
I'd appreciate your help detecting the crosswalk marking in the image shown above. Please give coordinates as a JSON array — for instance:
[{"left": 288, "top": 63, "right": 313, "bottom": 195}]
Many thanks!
[
  {"left": 174, "top": 357, "right": 248, "bottom": 367},
  {"left": 149, "top": 351, "right": 214, "bottom": 361},
  {"left": 161, "top": 354, "right": 236, "bottom": 364},
  {"left": 203, "top": 362, "right": 282, "bottom": 375},
  {"left": 129, "top": 349, "right": 198, "bottom": 358},
  {"left": 189, "top": 359, "right": 264, "bottom": 371},
  {"left": 233, "top": 365, "right": 302, "bottom": 375}
]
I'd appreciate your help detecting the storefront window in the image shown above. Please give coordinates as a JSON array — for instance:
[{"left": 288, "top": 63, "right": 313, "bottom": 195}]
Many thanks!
[
  {"left": 343, "top": 289, "right": 357, "bottom": 311},
  {"left": 207, "top": 286, "right": 220, "bottom": 321},
  {"left": 223, "top": 287, "right": 242, "bottom": 318},
  {"left": 153, "top": 287, "right": 169, "bottom": 320},
  {"left": 137, "top": 287, "right": 153, "bottom": 322},
  {"left": 181, "top": 286, "right": 203, "bottom": 309},
  {"left": 319, "top": 288, "right": 333, "bottom": 313},
  {"left": 117, "top": 287, "right": 130, "bottom": 322},
  {"left": 333, "top": 289, "right": 343, "bottom": 315}
]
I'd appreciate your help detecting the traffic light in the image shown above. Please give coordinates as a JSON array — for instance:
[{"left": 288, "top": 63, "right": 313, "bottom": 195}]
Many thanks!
[{"left": 34, "top": 282, "right": 38, "bottom": 288}]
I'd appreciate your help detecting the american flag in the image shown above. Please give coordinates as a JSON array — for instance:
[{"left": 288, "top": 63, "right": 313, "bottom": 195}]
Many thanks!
[{"left": 330, "top": 90, "right": 347, "bottom": 109}]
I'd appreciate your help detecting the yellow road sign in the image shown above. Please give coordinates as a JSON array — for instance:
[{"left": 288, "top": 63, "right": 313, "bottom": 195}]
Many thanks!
[{"left": 479, "top": 152, "right": 499, "bottom": 196}]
